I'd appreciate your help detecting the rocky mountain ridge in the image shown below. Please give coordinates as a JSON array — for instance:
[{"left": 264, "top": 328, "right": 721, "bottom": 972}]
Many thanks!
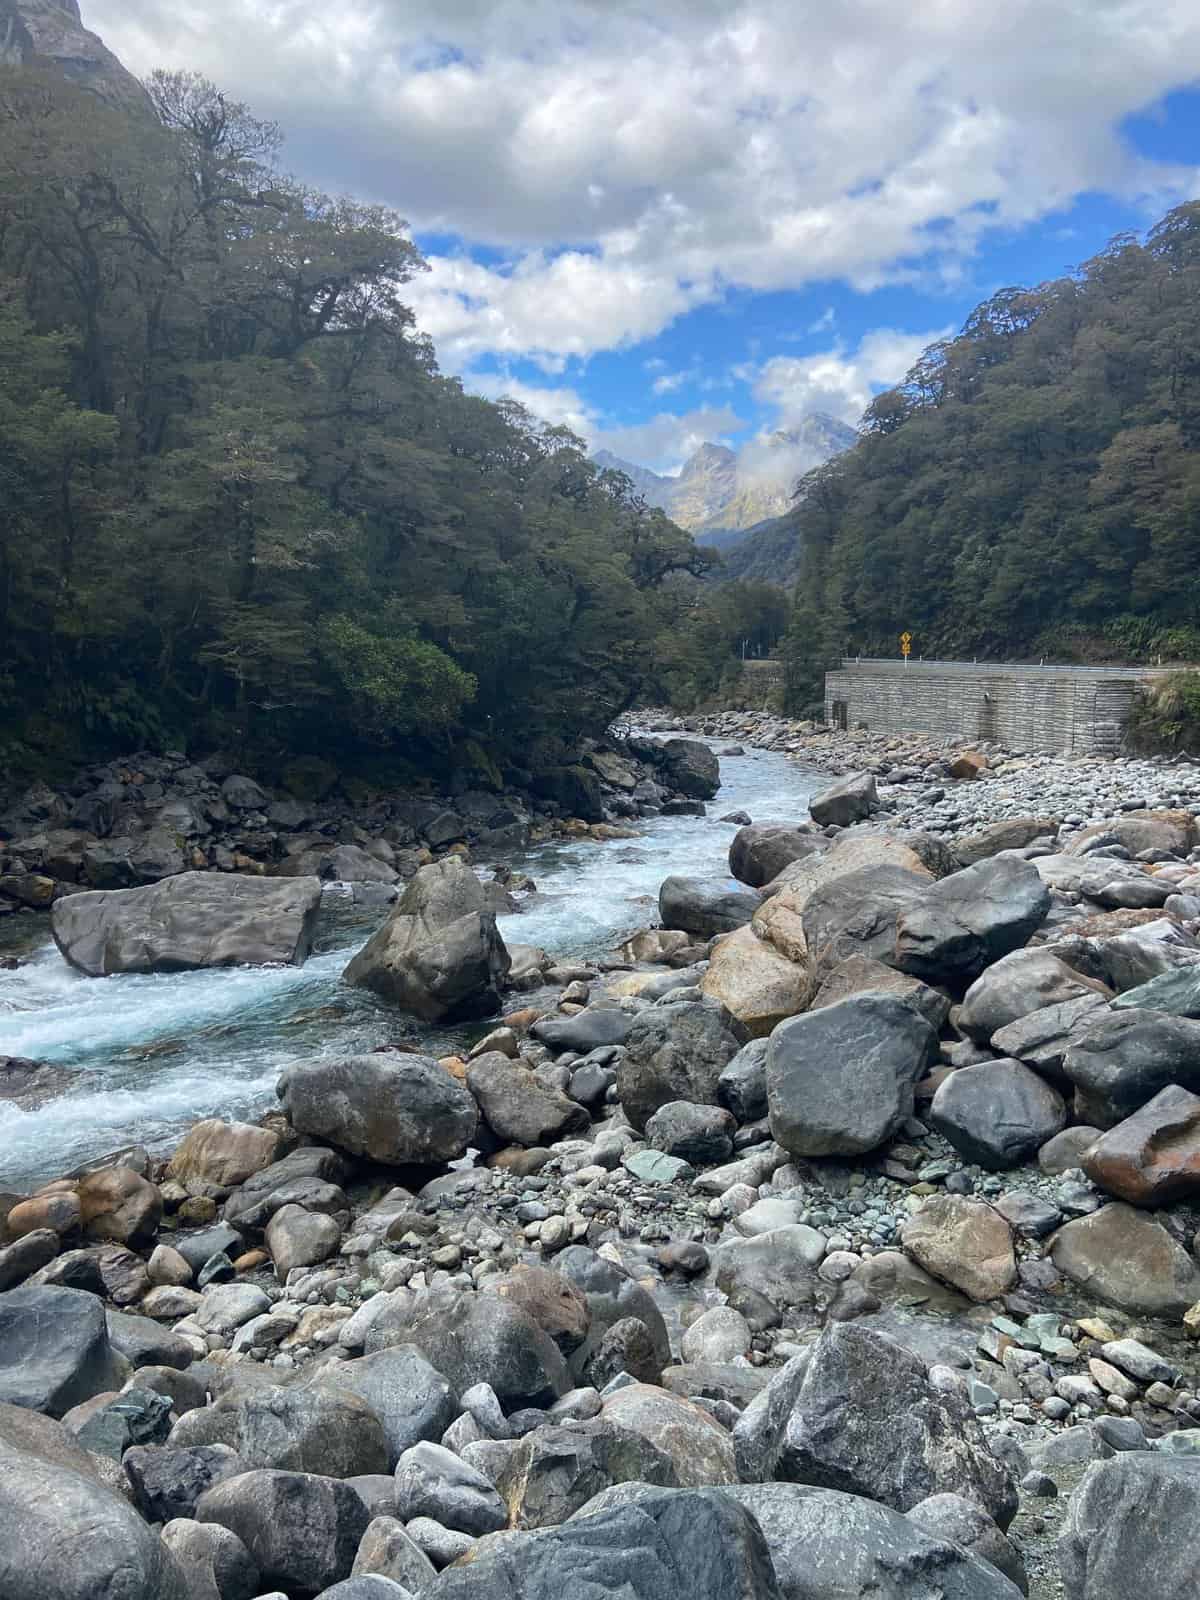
[{"left": 0, "top": 0, "right": 149, "bottom": 110}]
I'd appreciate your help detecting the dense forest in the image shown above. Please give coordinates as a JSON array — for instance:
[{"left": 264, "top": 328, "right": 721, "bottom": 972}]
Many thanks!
[
  {"left": 779, "top": 206, "right": 1200, "bottom": 707},
  {"left": 0, "top": 66, "right": 780, "bottom": 782}
]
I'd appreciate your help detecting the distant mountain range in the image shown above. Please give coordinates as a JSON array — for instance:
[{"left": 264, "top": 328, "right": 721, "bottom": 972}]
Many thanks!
[{"left": 593, "top": 412, "right": 856, "bottom": 544}]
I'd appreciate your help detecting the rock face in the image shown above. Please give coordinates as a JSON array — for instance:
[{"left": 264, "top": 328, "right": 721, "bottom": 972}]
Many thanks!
[
  {"left": 1062, "top": 1011, "right": 1200, "bottom": 1127},
  {"left": 809, "top": 772, "right": 878, "bottom": 827},
  {"left": 729, "top": 825, "right": 825, "bottom": 889},
  {"left": 1050, "top": 1203, "right": 1200, "bottom": 1316},
  {"left": 700, "top": 925, "right": 812, "bottom": 1038},
  {"left": 766, "top": 993, "right": 936, "bottom": 1156},
  {"left": 1058, "top": 1453, "right": 1200, "bottom": 1600},
  {"left": 1082, "top": 1085, "right": 1200, "bottom": 1205},
  {"left": 894, "top": 856, "right": 1051, "bottom": 984},
  {"left": 277, "top": 1053, "right": 478, "bottom": 1165},
  {"left": 900, "top": 1196, "right": 1017, "bottom": 1303},
  {"left": 658, "top": 875, "right": 759, "bottom": 937},
  {"left": 0, "top": 1286, "right": 128, "bottom": 1416},
  {"left": 51, "top": 871, "right": 322, "bottom": 975},
  {"left": 930, "top": 1060, "right": 1066, "bottom": 1169},
  {"left": 776, "top": 1324, "right": 1017, "bottom": 1527},
  {"left": 343, "top": 857, "right": 510, "bottom": 1021},
  {"left": 1, "top": 0, "right": 153, "bottom": 112},
  {"left": 617, "top": 1000, "right": 746, "bottom": 1132}
]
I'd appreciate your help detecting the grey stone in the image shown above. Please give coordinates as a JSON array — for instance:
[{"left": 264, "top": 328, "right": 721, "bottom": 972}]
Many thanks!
[
  {"left": 810, "top": 772, "right": 878, "bottom": 828},
  {"left": 1058, "top": 1453, "right": 1200, "bottom": 1599},
  {"left": 197, "top": 1468, "right": 371, "bottom": 1595},
  {"left": 124, "top": 1442, "right": 248, "bottom": 1522},
  {"left": 467, "top": 1052, "right": 589, "bottom": 1146},
  {"left": 352, "top": 1514, "right": 437, "bottom": 1591},
  {"left": 801, "top": 865, "right": 931, "bottom": 966},
  {"left": 161, "top": 1516, "right": 261, "bottom": 1600},
  {"left": 1063, "top": 1009, "right": 1200, "bottom": 1127},
  {"left": 617, "top": 999, "right": 746, "bottom": 1132},
  {"left": 658, "top": 876, "right": 759, "bottom": 938},
  {"left": 930, "top": 1060, "right": 1066, "bottom": 1169},
  {"left": 894, "top": 857, "right": 1051, "bottom": 984},
  {"left": 958, "top": 949, "right": 1111, "bottom": 1042},
  {"left": 1050, "top": 1203, "right": 1200, "bottom": 1316},
  {"left": 308, "top": 1345, "right": 456, "bottom": 1469},
  {"left": 717, "top": 1038, "right": 768, "bottom": 1123},
  {"left": 729, "top": 824, "right": 827, "bottom": 889},
  {"left": 908, "top": 1493, "right": 1027, "bottom": 1592},
  {"left": 278, "top": 1054, "right": 478, "bottom": 1166},
  {"left": 394, "top": 1440, "right": 507, "bottom": 1536},
  {"left": 0, "top": 1286, "right": 128, "bottom": 1417}
]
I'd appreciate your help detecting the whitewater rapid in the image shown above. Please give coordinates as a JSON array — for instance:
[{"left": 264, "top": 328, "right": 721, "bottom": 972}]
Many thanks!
[{"left": 0, "top": 743, "right": 823, "bottom": 1188}]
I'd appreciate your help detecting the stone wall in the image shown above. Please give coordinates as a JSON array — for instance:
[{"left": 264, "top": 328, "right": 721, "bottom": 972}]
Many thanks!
[{"left": 822, "top": 659, "right": 1172, "bottom": 755}]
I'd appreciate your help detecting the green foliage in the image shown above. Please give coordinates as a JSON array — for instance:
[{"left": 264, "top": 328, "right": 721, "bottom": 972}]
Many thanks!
[
  {"left": 0, "top": 67, "right": 715, "bottom": 773},
  {"left": 1127, "top": 671, "right": 1200, "bottom": 752}
]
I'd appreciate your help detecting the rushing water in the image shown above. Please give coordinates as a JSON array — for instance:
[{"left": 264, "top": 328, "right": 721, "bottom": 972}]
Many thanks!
[{"left": 0, "top": 742, "right": 824, "bottom": 1189}]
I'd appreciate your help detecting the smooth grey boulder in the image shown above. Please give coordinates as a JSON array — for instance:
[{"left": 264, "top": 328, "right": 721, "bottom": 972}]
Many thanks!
[
  {"left": 0, "top": 1229, "right": 59, "bottom": 1292},
  {"left": 124, "top": 1442, "right": 248, "bottom": 1522},
  {"left": 801, "top": 865, "right": 931, "bottom": 966},
  {"left": 1049, "top": 1203, "right": 1200, "bottom": 1316},
  {"left": 107, "top": 1307, "right": 197, "bottom": 1371},
  {"left": 160, "top": 1516, "right": 261, "bottom": 1600},
  {"left": 224, "top": 1147, "right": 352, "bottom": 1230},
  {"left": 726, "top": 1483, "right": 1025, "bottom": 1600},
  {"left": 715, "top": 1225, "right": 826, "bottom": 1311},
  {"left": 658, "top": 738, "right": 720, "bottom": 800},
  {"left": 197, "top": 1468, "right": 371, "bottom": 1596},
  {"left": 955, "top": 816, "right": 1060, "bottom": 867},
  {"left": 1062, "top": 1010, "right": 1200, "bottom": 1127},
  {"left": 617, "top": 999, "right": 746, "bottom": 1131},
  {"left": 0, "top": 1285, "right": 128, "bottom": 1417},
  {"left": 909, "top": 1492, "right": 1027, "bottom": 1592},
  {"left": 361, "top": 1288, "right": 569, "bottom": 1408},
  {"left": 307, "top": 1345, "right": 457, "bottom": 1469},
  {"left": 776, "top": 1324, "right": 1018, "bottom": 1527},
  {"left": 394, "top": 1440, "right": 507, "bottom": 1536},
  {"left": 645, "top": 1100, "right": 735, "bottom": 1165},
  {"left": 958, "top": 949, "right": 1112, "bottom": 1042},
  {"left": 766, "top": 993, "right": 936, "bottom": 1156},
  {"left": 51, "top": 871, "right": 321, "bottom": 976},
  {"left": 343, "top": 858, "right": 510, "bottom": 1022},
  {"left": 531, "top": 1005, "right": 640, "bottom": 1053},
  {"left": 659, "top": 875, "right": 759, "bottom": 938},
  {"left": 930, "top": 1059, "right": 1066, "bottom": 1169},
  {"left": 810, "top": 953, "right": 952, "bottom": 1031},
  {"left": 265, "top": 1204, "right": 343, "bottom": 1280},
  {"left": 215, "top": 1384, "right": 391, "bottom": 1478},
  {"left": 435, "top": 1484, "right": 783, "bottom": 1600},
  {"left": 729, "top": 825, "right": 826, "bottom": 889},
  {"left": 809, "top": 772, "right": 878, "bottom": 828},
  {"left": 277, "top": 1054, "right": 477, "bottom": 1165},
  {"left": 352, "top": 1513, "right": 437, "bottom": 1590},
  {"left": 466, "top": 1052, "right": 589, "bottom": 1147},
  {"left": 718, "top": 1037, "right": 769, "bottom": 1123},
  {"left": 894, "top": 856, "right": 1051, "bottom": 984},
  {"left": 1058, "top": 1453, "right": 1200, "bottom": 1599},
  {"left": 991, "top": 994, "right": 1111, "bottom": 1083}
]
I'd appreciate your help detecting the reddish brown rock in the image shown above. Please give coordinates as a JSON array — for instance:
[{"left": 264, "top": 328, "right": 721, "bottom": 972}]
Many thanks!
[{"left": 1083, "top": 1085, "right": 1200, "bottom": 1206}]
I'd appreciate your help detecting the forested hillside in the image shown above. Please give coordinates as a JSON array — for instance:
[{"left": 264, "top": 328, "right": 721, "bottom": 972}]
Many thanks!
[
  {"left": 0, "top": 67, "right": 730, "bottom": 781},
  {"left": 780, "top": 207, "right": 1200, "bottom": 703}
]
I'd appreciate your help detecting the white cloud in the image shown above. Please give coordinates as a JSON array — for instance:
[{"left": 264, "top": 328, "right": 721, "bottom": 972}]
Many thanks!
[
  {"left": 88, "top": 0, "right": 1200, "bottom": 370},
  {"left": 592, "top": 406, "right": 745, "bottom": 474},
  {"left": 751, "top": 327, "right": 955, "bottom": 427},
  {"left": 464, "top": 373, "right": 598, "bottom": 438},
  {"left": 807, "top": 307, "right": 836, "bottom": 335}
]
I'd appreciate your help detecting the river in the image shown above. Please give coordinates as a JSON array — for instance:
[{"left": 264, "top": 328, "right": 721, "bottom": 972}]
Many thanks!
[{"left": 0, "top": 743, "right": 824, "bottom": 1190}]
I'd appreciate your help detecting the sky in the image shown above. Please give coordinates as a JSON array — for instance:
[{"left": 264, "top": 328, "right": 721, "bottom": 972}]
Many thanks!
[{"left": 87, "top": 0, "right": 1200, "bottom": 473}]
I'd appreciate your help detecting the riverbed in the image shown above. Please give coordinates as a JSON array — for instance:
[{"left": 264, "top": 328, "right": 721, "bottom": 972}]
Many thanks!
[{"left": 0, "top": 743, "right": 824, "bottom": 1189}]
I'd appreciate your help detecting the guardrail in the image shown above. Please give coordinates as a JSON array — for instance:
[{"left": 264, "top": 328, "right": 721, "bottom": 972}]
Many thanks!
[{"left": 838, "top": 658, "right": 1190, "bottom": 680}]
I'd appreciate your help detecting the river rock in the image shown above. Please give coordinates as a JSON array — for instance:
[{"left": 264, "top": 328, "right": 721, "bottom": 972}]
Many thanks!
[
  {"left": 343, "top": 857, "right": 510, "bottom": 1022},
  {"left": 1062, "top": 1011, "right": 1200, "bottom": 1127},
  {"left": 658, "top": 875, "right": 759, "bottom": 938},
  {"left": 160, "top": 1516, "right": 261, "bottom": 1600},
  {"left": 766, "top": 993, "right": 936, "bottom": 1156},
  {"left": 729, "top": 825, "right": 826, "bottom": 889},
  {"left": 499, "top": 1419, "right": 678, "bottom": 1530},
  {"left": 907, "top": 1493, "right": 1028, "bottom": 1592},
  {"left": 658, "top": 738, "right": 720, "bottom": 800},
  {"left": 307, "top": 1344, "right": 457, "bottom": 1468},
  {"left": 0, "top": 1055, "right": 79, "bottom": 1111},
  {"left": 1082, "top": 1085, "right": 1200, "bottom": 1205},
  {"left": 717, "top": 1038, "right": 768, "bottom": 1123},
  {"left": 0, "top": 1230, "right": 59, "bottom": 1291},
  {"left": 600, "top": 1385, "right": 737, "bottom": 1487},
  {"left": 958, "top": 950, "right": 1112, "bottom": 1042},
  {"left": 554, "top": 1248, "right": 671, "bottom": 1381},
  {"left": 754, "top": 834, "right": 933, "bottom": 959},
  {"left": 197, "top": 1468, "right": 371, "bottom": 1595},
  {"left": 167, "top": 1120, "right": 283, "bottom": 1192},
  {"left": 394, "top": 1440, "right": 507, "bottom": 1535},
  {"left": 715, "top": 1225, "right": 826, "bottom": 1310},
  {"left": 800, "top": 865, "right": 931, "bottom": 966},
  {"left": 930, "top": 1060, "right": 1066, "bottom": 1169},
  {"left": 1050, "top": 1203, "right": 1200, "bottom": 1315},
  {"left": 617, "top": 999, "right": 745, "bottom": 1131},
  {"left": 466, "top": 1052, "right": 589, "bottom": 1146},
  {"left": 351, "top": 1515, "right": 437, "bottom": 1590},
  {"left": 277, "top": 1053, "right": 477, "bottom": 1165},
  {"left": 991, "top": 994, "right": 1111, "bottom": 1082},
  {"left": 776, "top": 1323, "right": 1017, "bottom": 1526},
  {"left": 77, "top": 1165, "right": 162, "bottom": 1246},
  {"left": 0, "top": 1286, "right": 129, "bottom": 1416},
  {"left": 955, "top": 816, "right": 1060, "bottom": 866},
  {"left": 1058, "top": 1453, "right": 1200, "bottom": 1600},
  {"left": 809, "top": 772, "right": 878, "bottom": 827},
  {"left": 894, "top": 856, "right": 1051, "bottom": 984},
  {"left": 123, "top": 1442, "right": 249, "bottom": 1522},
  {"left": 900, "top": 1196, "right": 1016, "bottom": 1302},
  {"left": 1111, "top": 964, "right": 1200, "bottom": 1019},
  {"left": 51, "top": 872, "right": 322, "bottom": 975},
  {"left": 645, "top": 1101, "right": 735, "bottom": 1165},
  {"left": 106, "top": 1307, "right": 195, "bottom": 1371},
  {"left": 700, "top": 925, "right": 812, "bottom": 1037},
  {"left": 810, "top": 953, "right": 951, "bottom": 1029},
  {"left": 1068, "top": 810, "right": 1196, "bottom": 859},
  {"left": 485, "top": 1264, "right": 591, "bottom": 1355}
]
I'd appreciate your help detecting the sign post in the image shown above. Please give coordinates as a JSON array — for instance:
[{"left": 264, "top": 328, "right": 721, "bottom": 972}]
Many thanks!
[{"left": 900, "top": 631, "right": 912, "bottom": 666}]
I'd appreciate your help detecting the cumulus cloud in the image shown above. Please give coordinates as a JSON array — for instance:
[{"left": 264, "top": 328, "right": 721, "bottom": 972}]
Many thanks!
[
  {"left": 89, "top": 0, "right": 1200, "bottom": 369},
  {"left": 591, "top": 406, "right": 745, "bottom": 474},
  {"left": 464, "top": 373, "right": 598, "bottom": 438},
  {"left": 751, "top": 327, "right": 955, "bottom": 427}
]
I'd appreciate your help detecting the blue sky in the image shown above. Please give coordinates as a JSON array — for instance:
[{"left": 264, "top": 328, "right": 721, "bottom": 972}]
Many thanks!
[{"left": 92, "top": 1, "right": 1200, "bottom": 471}]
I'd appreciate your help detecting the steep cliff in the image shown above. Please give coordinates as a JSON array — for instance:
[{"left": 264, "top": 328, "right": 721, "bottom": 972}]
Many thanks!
[{"left": 0, "top": 0, "right": 149, "bottom": 111}]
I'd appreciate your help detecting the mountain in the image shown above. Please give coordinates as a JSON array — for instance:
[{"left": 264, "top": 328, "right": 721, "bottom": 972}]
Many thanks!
[
  {"left": 0, "top": 0, "right": 150, "bottom": 111},
  {"left": 593, "top": 412, "right": 856, "bottom": 546}
]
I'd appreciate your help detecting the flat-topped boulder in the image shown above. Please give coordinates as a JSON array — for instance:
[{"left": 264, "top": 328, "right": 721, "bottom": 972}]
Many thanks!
[
  {"left": 277, "top": 1053, "right": 477, "bottom": 1165},
  {"left": 658, "top": 875, "right": 759, "bottom": 937},
  {"left": 51, "top": 871, "right": 322, "bottom": 975}
]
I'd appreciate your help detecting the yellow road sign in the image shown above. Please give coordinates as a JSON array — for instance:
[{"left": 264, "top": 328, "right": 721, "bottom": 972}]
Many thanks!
[{"left": 900, "top": 631, "right": 912, "bottom": 658}]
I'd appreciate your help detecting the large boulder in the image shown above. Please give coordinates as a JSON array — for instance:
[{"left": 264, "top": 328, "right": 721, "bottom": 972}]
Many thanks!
[
  {"left": 775, "top": 1324, "right": 1017, "bottom": 1527},
  {"left": 617, "top": 999, "right": 746, "bottom": 1132},
  {"left": 955, "top": 816, "right": 1060, "bottom": 866},
  {"left": 958, "top": 949, "right": 1112, "bottom": 1043},
  {"left": 809, "top": 772, "right": 878, "bottom": 827},
  {"left": 658, "top": 739, "right": 720, "bottom": 800},
  {"left": 500, "top": 1419, "right": 679, "bottom": 1530},
  {"left": 437, "top": 1485, "right": 783, "bottom": 1600},
  {"left": 715, "top": 1225, "right": 826, "bottom": 1311},
  {"left": 658, "top": 875, "right": 759, "bottom": 938},
  {"left": 810, "top": 954, "right": 951, "bottom": 1031},
  {"left": 930, "top": 1060, "right": 1066, "bottom": 1169},
  {"left": 534, "top": 765, "right": 605, "bottom": 822},
  {"left": 1058, "top": 1453, "right": 1200, "bottom": 1600},
  {"left": 167, "top": 1119, "right": 283, "bottom": 1192},
  {"left": 599, "top": 1384, "right": 738, "bottom": 1487},
  {"left": 766, "top": 993, "right": 936, "bottom": 1157},
  {"left": 484, "top": 1263, "right": 592, "bottom": 1356},
  {"left": 394, "top": 1440, "right": 507, "bottom": 1535},
  {"left": 894, "top": 856, "right": 1050, "bottom": 984},
  {"left": 277, "top": 1053, "right": 477, "bottom": 1165},
  {"left": 466, "top": 1052, "right": 589, "bottom": 1146},
  {"left": 200, "top": 1385, "right": 390, "bottom": 1478},
  {"left": 700, "top": 926, "right": 812, "bottom": 1038},
  {"left": 307, "top": 1344, "right": 456, "bottom": 1469},
  {"left": 900, "top": 1196, "right": 1016, "bottom": 1303},
  {"left": 1050, "top": 1203, "right": 1200, "bottom": 1316},
  {"left": 531, "top": 1004, "right": 640, "bottom": 1053},
  {"left": 800, "top": 865, "right": 930, "bottom": 967},
  {"left": 51, "top": 872, "right": 322, "bottom": 975},
  {"left": 729, "top": 825, "right": 826, "bottom": 889},
  {"left": 197, "top": 1468, "right": 370, "bottom": 1596},
  {"left": 1112, "top": 964, "right": 1200, "bottom": 1018},
  {"left": 1062, "top": 1010, "right": 1200, "bottom": 1127},
  {"left": 343, "top": 856, "right": 510, "bottom": 1021},
  {"left": 991, "top": 993, "right": 1112, "bottom": 1083},
  {"left": 552, "top": 1248, "right": 670, "bottom": 1381},
  {"left": 0, "top": 1286, "right": 128, "bottom": 1417},
  {"left": 1082, "top": 1085, "right": 1200, "bottom": 1205},
  {"left": 1065, "top": 810, "right": 1196, "bottom": 859}
]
